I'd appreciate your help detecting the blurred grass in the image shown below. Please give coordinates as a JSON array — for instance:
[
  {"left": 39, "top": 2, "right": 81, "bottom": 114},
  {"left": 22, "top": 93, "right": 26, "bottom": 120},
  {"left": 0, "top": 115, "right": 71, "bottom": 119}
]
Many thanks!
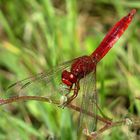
[{"left": 0, "top": 0, "right": 140, "bottom": 140}]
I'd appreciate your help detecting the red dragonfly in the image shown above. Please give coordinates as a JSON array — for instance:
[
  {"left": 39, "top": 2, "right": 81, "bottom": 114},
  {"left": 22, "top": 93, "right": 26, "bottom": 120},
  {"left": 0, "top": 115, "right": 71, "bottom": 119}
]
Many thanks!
[{"left": 1, "top": 9, "right": 136, "bottom": 136}]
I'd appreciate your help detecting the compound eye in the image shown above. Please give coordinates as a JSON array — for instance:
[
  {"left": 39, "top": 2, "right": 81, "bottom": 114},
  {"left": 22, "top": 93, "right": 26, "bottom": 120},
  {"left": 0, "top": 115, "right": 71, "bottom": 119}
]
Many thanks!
[
  {"left": 70, "top": 74, "right": 74, "bottom": 79},
  {"left": 61, "top": 70, "right": 77, "bottom": 86},
  {"left": 62, "top": 78, "right": 72, "bottom": 86},
  {"left": 69, "top": 74, "right": 77, "bottom": 83},
  {"left": 62, "top": 70, "right": 73, "bottom": 86}
]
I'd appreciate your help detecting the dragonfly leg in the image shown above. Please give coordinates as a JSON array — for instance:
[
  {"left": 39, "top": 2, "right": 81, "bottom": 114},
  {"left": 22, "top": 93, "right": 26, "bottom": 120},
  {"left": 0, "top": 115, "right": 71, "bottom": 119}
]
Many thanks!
[
  {"left": 62, "top": 81, "right": 80, "bottom": 106},
  {"left": 58, "top": 85, "right": 73, "bottom": 108}
]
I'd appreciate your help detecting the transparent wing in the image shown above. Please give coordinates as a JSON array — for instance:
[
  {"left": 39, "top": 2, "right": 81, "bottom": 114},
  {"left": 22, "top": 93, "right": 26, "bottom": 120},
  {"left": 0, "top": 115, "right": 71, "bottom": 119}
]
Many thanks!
[
  {"left": 78, "top": 66, "right": 97, "bottom": 133},
  {"left": 0, "top": 58, "right": 79, "bottom": 106}
]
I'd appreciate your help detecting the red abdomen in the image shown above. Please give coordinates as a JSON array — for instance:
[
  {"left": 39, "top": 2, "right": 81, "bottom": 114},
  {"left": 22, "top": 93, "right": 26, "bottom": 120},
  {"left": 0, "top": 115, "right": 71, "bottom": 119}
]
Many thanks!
[{"left": 90, "top": 9, "right": 136, "bottom": 63}]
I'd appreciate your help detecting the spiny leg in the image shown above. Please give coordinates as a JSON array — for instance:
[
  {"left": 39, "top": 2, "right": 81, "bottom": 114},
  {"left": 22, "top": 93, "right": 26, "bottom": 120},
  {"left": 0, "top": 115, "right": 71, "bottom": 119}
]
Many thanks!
[
  {"left": 58, "top": 85, "right": 73, "bottom": 108},
  {"left": 62, "top": 80, "right": 80, "bottom": 106}
]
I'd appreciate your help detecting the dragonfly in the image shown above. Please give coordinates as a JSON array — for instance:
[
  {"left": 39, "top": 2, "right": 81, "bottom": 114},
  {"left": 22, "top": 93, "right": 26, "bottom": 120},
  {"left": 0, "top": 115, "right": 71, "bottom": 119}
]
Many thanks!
[{"left": 0, "top": 9, "right": 136, "bottom": 137}]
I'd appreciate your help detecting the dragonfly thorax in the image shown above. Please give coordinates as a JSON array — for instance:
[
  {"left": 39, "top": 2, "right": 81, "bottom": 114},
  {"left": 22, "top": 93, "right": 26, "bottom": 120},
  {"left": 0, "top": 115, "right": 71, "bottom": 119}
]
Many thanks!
[{"left": 62, "top": 70, "right": 77, "bottom": 86}]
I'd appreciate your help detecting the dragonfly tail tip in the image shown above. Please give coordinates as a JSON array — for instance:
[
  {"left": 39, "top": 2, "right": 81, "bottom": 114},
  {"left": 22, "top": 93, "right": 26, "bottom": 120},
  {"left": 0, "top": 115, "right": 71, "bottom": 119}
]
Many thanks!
[{"left": 131, "top": 9, "right": 136, "bottom": 15}]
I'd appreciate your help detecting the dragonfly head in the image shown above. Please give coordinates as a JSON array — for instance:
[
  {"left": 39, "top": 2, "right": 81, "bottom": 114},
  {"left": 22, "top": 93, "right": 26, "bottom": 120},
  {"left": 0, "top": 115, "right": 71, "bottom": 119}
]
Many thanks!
[{"left": 62, "top": 70, "right": 77, "bottom": 87}]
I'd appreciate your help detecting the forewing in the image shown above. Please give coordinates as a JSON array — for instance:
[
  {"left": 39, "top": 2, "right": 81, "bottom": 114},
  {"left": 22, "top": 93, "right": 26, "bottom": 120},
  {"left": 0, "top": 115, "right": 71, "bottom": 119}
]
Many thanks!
[
  {"left": 1, "top": 58, "right": 77, "bottom": 105},
  {"left": 78, "top": 67, "right": 97, "bottom": 133}
]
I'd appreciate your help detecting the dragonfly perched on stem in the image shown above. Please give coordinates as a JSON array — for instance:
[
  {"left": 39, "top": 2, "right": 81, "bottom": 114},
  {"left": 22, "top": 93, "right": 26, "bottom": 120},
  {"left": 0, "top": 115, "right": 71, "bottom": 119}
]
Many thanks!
[{"left": 1, "top": 9, "right": 136, "bottom": 138}]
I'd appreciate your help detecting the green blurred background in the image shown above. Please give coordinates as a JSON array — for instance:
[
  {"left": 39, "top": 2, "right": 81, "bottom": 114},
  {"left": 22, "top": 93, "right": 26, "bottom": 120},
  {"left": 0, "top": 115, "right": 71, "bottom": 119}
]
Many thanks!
[{"left": 0, "top": 0, "right": 140, "bottom": 140}]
